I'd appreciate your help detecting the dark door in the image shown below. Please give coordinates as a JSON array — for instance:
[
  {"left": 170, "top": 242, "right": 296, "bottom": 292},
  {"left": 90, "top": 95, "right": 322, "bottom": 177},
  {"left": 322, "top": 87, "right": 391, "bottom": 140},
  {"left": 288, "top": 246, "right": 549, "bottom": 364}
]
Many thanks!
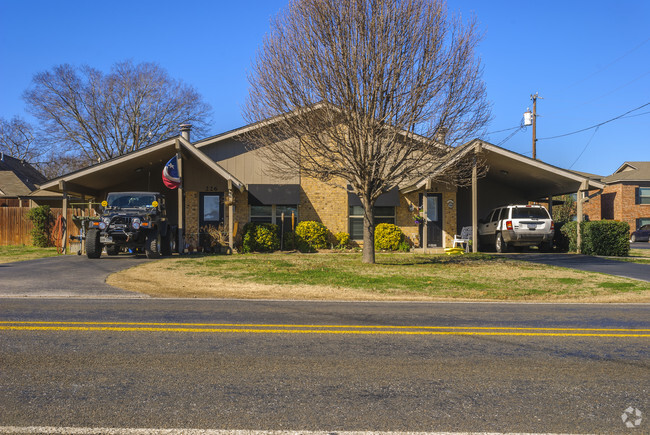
[{"left": 419, "top": 193, "right": 442, "bottom": 247}]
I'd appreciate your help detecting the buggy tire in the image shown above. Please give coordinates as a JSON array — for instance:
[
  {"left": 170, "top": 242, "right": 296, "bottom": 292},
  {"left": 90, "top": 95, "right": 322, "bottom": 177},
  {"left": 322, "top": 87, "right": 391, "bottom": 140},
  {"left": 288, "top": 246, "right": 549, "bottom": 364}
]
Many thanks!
[
  {"left": 86, "top": 229, "right": 102, "bottom": 259},
  {"left": 106, "top": 245, "right": 119, "bottom": 256},
  {"left": 145, "top": 229, "right": 162, "bottom": 259}
]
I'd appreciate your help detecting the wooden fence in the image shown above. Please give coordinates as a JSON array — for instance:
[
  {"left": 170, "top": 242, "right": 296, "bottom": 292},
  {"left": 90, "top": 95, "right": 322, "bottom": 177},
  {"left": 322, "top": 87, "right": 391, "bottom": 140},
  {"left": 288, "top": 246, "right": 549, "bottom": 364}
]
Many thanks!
[{"left": 0, "top": 207, "right": 95, "bottom": 247}]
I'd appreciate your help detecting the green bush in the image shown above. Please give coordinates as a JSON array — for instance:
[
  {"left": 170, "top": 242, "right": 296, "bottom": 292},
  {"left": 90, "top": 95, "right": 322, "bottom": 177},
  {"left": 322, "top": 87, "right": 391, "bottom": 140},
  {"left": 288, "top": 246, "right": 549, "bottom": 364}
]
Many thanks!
[
  {"left": 582, "top": 220, "right": 630, "bottom": 256},
  {"left": 241, "top": 222, "right": 280, "bottom": 253},
  {"left": 26, "top": 205, "right": 52, "bottom": 247},
  {"left": 334, "top": 232, "right": 350, "bottom": 249},
  {"left": 560, "top": 220, "right": 630, "bottom": 256},
  {"left": 374, "top": 223, "right": 405, "bottom": 251},
  {"left": 282, "top": 231, "right": 297, "bottom": 251},
  {"left": 295, "top": 221, "right": 328, "bottom": 252}
]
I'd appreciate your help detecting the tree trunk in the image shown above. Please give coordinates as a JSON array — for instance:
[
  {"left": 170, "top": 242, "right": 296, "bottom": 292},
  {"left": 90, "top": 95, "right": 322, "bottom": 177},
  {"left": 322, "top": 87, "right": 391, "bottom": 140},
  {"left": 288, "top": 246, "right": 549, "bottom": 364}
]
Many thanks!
[{"left": 361, "top": 198, "right": 375, "bottom": 264}]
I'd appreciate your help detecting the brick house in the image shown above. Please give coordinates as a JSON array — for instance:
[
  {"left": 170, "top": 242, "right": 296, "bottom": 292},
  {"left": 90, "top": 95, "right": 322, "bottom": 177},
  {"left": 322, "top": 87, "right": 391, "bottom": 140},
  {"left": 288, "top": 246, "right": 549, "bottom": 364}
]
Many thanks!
[
  {"left": 37, "top": 118, "right": 603, "bottom": 253},
  {"left": 582, "top": 161, "right": 650, "bottom": 232}
]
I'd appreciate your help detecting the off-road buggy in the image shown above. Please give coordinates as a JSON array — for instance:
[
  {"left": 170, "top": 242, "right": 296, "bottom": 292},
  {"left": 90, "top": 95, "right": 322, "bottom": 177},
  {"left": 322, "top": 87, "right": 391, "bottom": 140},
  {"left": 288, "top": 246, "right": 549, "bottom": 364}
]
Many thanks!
[{"left": 86, "top": 192, "right": 175, "bottom": 259}]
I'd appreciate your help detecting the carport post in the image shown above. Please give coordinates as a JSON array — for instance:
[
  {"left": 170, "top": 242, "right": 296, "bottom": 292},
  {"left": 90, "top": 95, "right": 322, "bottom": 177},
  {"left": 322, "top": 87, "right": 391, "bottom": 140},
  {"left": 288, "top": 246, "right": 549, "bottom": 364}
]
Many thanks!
[
  {"left": 175, "top": 140, "right": 185, "bottom": 253},
  {"left": 471, "top": 144, "right": 481, "bottom": 253},
  {"left": 575, "top": 180, "right": 588, "bottom": 254},
  {"left": 59, "top": 180, "right": 69, "bottom": 255},
  {"left": 228, "top": 179, "right": 234, "bottom": 250}
]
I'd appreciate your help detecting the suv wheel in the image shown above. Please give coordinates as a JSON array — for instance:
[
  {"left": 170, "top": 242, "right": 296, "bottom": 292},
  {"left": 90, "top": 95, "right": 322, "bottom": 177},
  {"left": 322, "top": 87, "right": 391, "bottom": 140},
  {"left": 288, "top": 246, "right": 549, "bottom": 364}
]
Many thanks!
[
  {"left": 495, "top": 232, "right": 508, "bottom": 253},
  {"left": 86, "top": 229, "right": 102, "bottom": 259},
  {"left": 631, "top": 234, "right": 637, "bottom": 243},
  {"left": 145, "top": 229, "right": 162, "bottom": 259}
]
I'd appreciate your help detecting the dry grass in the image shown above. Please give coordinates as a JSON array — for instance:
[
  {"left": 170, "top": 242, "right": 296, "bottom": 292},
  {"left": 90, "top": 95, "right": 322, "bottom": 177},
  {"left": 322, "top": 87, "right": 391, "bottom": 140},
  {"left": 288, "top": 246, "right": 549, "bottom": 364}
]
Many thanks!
[{"left": 107, "top": 252, "right": 650, "bottom": 303}]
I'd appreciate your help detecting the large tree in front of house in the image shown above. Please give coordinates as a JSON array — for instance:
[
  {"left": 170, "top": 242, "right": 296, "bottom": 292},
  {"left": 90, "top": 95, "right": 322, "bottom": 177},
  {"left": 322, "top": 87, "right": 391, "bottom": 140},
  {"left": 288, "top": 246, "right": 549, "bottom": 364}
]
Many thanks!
[
  {"left": 243, "top": 0, "right": 490, "bottom": 263},
  {"left": 23, "top": 60, "right": 212, "bottom": 164}
]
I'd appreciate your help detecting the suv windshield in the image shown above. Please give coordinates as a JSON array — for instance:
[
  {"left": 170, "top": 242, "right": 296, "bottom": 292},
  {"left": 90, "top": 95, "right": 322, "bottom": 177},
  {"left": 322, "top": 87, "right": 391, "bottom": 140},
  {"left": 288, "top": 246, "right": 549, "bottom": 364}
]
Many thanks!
[
  {"left": 106, "top": 193, "right": 156, "bottom": 208},
  {"left": 511, "top": 207, "right": 549, "bottom": 219}
]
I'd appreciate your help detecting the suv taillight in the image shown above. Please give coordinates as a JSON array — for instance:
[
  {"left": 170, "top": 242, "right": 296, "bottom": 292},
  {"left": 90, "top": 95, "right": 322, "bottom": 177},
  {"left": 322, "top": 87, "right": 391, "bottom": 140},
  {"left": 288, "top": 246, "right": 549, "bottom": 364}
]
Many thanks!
[
  {"left": 551, "top": 220, "right": 555, "bottom": 230},
  {"left": 506, "top": 220, "right": 513, "bottom": 230}
]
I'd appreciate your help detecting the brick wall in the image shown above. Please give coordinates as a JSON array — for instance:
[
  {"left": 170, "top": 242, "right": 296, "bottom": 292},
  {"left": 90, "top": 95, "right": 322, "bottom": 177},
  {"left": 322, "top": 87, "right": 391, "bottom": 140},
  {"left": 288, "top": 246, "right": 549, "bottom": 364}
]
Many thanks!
[
  {"left": 578, "top": 183, "right": 650, "bottom": 232},
  {"left": 298, "top": 176, "right": 348, "bottom": 236}
]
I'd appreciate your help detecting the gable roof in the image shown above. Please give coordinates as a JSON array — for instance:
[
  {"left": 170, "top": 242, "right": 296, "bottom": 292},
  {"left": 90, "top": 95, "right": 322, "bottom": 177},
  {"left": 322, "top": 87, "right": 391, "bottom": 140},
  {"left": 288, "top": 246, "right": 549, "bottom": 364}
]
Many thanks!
[
  {"left": 39, "top": 136, "right": 244, "bottom": 196},
  {"left": 604, "top": 161, "right": 650, "bottom": 183},
  {"left": 0, "top": 154, "right": 47, "bottom": 196}
]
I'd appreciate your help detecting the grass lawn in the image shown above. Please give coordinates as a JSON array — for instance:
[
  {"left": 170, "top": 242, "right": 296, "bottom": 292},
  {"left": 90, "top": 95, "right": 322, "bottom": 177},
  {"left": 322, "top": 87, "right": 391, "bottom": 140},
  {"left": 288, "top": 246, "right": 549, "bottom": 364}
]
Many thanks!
[
  {"left": 603, "top": 248, "right": 650, "bottom": 265},
  {"left": 0, "top": 245, "right": 60, "bottom": 263},
  {"left": 107, "top": 252, "right": 650, "bottom": 302}
]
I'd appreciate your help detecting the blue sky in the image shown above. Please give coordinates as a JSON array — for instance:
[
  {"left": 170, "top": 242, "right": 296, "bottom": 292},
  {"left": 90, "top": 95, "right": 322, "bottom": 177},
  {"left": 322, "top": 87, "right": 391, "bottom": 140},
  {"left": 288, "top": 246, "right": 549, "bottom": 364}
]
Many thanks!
[{"left": 1, "top": 0, "right": 648, "bottom": 176}]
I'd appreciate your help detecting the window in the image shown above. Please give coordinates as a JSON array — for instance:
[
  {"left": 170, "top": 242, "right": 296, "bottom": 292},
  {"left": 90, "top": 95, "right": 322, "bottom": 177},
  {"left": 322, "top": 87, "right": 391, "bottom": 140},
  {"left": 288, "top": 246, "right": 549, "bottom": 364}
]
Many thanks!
[
  {"left": 637, "top": 218, "right": 650, "bottom": 230},
  {"left": 349, "top": 206, "right": 396, "bottom": 240},
  {"left": 250, "top": 205, "right": 298, "bottom": 231},
  {"left": 637, "top": 187, "right": 650, "bottom": 205}
]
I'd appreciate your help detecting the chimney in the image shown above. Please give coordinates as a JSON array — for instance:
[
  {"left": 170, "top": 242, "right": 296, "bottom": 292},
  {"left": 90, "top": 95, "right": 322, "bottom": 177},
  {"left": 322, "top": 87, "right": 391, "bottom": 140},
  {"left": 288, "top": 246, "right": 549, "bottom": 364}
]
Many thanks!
[
  {"left": 435, "top": 127, "right": 448, "bottom": 144},
  {"left": 180, "top": 124, "right": 192, "bottom": 142}
]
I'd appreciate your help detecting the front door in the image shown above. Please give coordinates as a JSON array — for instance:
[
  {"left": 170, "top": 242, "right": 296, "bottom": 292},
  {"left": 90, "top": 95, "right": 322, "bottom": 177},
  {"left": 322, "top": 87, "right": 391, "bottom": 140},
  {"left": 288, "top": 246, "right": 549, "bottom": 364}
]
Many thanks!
[
  {"left": 419, "top": 193, "right": 442, "bottom": 247},
  {"left": 199, "top": 192, "right": 224, "bottom": 228}
]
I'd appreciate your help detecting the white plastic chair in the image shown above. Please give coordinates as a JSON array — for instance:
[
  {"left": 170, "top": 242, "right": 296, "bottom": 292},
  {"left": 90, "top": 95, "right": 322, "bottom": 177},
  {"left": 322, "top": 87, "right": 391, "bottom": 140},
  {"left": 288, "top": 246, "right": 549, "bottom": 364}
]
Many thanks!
[{"left": 452, "top": 226, "right": 472, "bottom": 252}]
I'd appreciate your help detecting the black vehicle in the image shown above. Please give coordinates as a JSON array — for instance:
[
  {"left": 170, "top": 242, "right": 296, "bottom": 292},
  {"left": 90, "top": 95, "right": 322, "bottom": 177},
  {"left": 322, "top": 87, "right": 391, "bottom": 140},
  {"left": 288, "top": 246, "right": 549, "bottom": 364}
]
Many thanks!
[
  {"left": 86, "top": 192, "right": 175, "bottom": 259},
  {"left": 630, "top": 224, "right": 650, "bottom": 243}
]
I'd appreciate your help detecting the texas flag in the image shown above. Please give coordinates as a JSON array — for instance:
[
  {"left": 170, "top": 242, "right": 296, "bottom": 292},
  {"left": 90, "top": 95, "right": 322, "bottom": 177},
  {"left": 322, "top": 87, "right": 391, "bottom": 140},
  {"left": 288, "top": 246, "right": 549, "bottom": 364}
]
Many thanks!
[{"left": 162, "top": 156, "right": 181, "bottom": 189}]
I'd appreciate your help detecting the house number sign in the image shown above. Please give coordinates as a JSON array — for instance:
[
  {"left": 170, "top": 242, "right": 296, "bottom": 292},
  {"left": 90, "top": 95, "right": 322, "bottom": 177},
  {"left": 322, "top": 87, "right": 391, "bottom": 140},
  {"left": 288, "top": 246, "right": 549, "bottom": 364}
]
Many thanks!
[{"left": 447, "top": 199, "right": 454, "bottom": 208}]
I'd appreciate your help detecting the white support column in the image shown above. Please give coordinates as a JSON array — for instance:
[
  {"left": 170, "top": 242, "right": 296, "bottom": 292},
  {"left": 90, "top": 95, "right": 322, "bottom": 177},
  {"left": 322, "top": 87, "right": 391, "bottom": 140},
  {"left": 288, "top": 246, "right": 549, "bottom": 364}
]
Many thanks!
[
  {"left": 471, "top": 144, "right": 481, "bottom": 253},
  {"left": 576, "top": 180, "right": 589, "bottom": 254}
]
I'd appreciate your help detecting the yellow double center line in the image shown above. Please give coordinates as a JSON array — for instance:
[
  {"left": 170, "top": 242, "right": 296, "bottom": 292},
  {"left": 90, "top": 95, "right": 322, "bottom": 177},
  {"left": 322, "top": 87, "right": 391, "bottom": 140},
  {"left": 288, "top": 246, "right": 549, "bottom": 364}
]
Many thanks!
[{"left": 0, "top": 321, "right": 649, "bottom": 338}]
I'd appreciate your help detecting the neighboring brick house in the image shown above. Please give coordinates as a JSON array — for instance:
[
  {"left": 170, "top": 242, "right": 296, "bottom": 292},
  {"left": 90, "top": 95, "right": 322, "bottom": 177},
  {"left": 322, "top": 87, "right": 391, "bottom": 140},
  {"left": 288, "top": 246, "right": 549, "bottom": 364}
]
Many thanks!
[
  {"left": 582, "top": 161, "right": 650, "bottom": 232},
  {"left": 0, "top": 152, "right": 47, "bottom": 207}
]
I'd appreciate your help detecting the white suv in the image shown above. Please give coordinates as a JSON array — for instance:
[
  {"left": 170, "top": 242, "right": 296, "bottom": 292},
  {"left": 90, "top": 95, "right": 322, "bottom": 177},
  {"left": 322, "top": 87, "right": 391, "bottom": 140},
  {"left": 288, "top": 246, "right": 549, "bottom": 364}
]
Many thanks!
[{"left": 478, "top": 204, "right": 554, "bottom": 253}]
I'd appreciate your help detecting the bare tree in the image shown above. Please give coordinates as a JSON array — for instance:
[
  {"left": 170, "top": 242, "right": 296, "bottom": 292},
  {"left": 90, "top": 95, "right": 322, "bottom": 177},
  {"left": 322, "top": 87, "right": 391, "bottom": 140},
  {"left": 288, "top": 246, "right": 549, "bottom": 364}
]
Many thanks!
[
  {"left": 0, "top": 116, "right": 41, "bottom": 162},
  {"left": 23, "top": 60, "right": 212, "bottom": 162},
  {"left": 243, "top": 0, "right": 490, "bottom": 263}
]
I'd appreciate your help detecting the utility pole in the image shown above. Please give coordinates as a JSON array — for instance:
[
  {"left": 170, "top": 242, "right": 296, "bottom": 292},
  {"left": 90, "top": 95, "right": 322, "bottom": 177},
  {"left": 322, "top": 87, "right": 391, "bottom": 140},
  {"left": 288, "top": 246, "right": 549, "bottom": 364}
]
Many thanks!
[{"left": 531, "top": 93, "right": 539, "bottom": 160}]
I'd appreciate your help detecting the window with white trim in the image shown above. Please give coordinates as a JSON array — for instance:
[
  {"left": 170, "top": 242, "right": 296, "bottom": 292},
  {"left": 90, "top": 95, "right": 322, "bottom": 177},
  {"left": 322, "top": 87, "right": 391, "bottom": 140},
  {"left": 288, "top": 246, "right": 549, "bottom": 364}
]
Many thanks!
[{"left": 250, "top": 205, "right": 298, "bottom": 232}]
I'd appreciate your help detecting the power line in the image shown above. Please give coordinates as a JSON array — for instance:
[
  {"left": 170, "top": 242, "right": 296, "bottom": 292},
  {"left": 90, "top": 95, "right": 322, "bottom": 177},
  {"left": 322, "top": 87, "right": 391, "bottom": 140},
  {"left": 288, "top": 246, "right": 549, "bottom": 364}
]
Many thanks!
[
  {"left": 569, "top": 126, "right": 600, "bottom": 169},
  {"left": 537, "top": 101, "right": 650, "bottom": 141}
]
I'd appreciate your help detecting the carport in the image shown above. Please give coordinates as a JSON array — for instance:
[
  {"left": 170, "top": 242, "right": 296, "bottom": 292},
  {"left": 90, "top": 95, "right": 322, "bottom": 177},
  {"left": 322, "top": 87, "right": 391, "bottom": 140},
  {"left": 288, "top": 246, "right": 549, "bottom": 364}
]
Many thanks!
[
  {"left": 409, "top": 140, "right": 606, "bottom": 252},
  {"left": 38, "top": 136, "right": 244, "bottom": 253},
  {"left": 460, "top": 141, "right": 605, "bottom": 252}
]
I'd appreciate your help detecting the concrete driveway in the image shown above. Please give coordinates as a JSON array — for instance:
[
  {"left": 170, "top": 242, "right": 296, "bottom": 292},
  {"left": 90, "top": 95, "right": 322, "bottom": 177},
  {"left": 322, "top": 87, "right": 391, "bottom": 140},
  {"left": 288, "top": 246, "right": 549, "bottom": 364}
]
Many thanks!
[
  {"left": 504, "top": 252, "right": 650, "bottom": 282},
  {"left": 0, "top": 255, "right": 150, "bottom": 298}
]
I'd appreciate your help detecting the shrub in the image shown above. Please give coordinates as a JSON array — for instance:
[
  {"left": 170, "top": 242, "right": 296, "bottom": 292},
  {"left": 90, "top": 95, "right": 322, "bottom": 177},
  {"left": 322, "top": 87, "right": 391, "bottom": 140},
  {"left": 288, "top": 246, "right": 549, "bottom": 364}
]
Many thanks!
[
  {"left": 241, "top": 222, "right": 280, "bottom": 253},
  {"left": 26, "top": 205, "right": 52, "bottom": 247},
  {"left": 582, "top": 220, "right": 630, "bottom": 256},
  {"left": 295, "top": 221, "right": 328, "bottom": 251},
  {"left": 282, "top": 231, "right": 297, "bottom": 251},
  {"left": 334, "top": 232, "right": 350, "bottom": 249},
  {"left": 560, "top": 221, "right": 579, "bottom": 252},
  {"left": 560, "top": 220, "right": 630, "bottom": 256},
  {"left": 553, "top": 221, "right": 570, "bottom": 252},
  {"left": 374, "top": 223, "right": 405, "bottom": 251}
]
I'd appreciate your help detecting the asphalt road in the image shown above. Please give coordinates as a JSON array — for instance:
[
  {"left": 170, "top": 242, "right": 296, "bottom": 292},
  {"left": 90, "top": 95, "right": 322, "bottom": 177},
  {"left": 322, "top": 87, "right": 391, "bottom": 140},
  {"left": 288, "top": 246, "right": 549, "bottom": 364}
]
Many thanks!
[
  {"left": 1, "top": 298, "right": 648, "bottom": 433},
  {"left": 0, "top": 255, "right": 148, "bottom": 298}
]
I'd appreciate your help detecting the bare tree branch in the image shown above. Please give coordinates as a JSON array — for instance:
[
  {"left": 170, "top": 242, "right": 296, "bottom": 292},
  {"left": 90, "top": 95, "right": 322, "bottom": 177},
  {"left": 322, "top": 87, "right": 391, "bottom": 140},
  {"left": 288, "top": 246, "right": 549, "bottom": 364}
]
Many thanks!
[
  {"left": 243, "top": 0, "right": 491, "bottom": 263},
  {"left": 23, "top": 60, "right": 212, "bottom": 162}
]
